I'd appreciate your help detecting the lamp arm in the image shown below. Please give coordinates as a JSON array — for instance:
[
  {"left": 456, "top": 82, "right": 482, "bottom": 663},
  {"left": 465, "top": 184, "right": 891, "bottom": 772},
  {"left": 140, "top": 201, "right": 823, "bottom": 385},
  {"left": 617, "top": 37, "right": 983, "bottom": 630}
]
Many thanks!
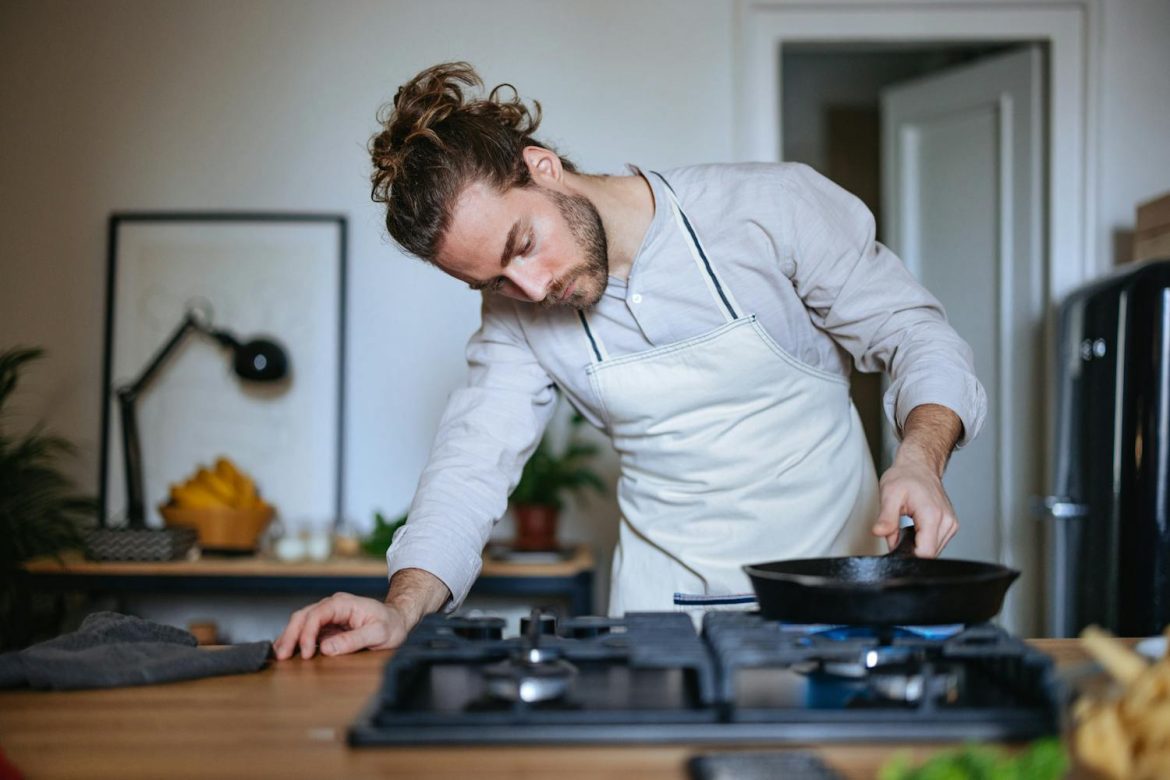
[
  {"left": 114, "top": 312, "right": 214, "bottom": 528},
  {"left": 115, "top": 388, "right": 147, "bottom": 528},
  {"left": 121, "top": 314, "right": 209, "bottom": 400}
]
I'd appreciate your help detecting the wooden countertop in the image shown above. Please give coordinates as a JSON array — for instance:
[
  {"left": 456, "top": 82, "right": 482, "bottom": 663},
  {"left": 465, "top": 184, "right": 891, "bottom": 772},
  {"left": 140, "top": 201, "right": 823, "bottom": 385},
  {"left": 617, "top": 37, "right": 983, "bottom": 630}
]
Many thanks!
[{"left": 0, "top": 638, "right": 1092, "bottom": 779}]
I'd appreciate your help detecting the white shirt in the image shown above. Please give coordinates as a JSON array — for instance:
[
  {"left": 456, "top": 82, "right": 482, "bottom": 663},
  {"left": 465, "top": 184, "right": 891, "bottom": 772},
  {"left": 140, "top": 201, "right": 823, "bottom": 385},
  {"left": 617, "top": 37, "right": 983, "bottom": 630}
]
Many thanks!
[{"left": 386, "top": 162, "right": 988, "bottom": 608}]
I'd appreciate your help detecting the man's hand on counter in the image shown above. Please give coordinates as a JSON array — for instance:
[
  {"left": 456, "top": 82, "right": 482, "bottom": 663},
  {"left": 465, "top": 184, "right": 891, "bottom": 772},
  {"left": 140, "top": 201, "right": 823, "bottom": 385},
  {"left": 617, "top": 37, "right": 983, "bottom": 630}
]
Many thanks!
[{"left": 274, "top": 568, "right": 451, "bottom": 659}]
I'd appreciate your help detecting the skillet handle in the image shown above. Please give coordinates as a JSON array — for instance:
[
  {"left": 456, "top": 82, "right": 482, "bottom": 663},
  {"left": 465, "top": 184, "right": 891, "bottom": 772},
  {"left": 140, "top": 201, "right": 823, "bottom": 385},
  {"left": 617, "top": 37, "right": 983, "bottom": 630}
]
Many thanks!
[{"left": 890, "top": 516, "right": 917, "bottom": 558}]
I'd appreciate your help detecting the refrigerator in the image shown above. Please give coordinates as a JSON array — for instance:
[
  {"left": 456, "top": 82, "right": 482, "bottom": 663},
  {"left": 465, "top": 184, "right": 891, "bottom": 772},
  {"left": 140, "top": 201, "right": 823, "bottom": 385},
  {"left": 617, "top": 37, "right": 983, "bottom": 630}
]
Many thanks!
[{"left": 1044, "top": 257, "right": 1170, "bottom": 637}]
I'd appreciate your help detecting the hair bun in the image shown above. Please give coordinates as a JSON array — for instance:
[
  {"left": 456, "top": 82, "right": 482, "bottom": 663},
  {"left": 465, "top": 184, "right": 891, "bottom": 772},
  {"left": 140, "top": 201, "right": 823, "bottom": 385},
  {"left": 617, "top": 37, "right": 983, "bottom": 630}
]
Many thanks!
[
  {"left": 390, "top": 62, "right": 479, "bottom": 149},
  {"left": 370, "top": 62, "right": 542, "bottom": 194}
]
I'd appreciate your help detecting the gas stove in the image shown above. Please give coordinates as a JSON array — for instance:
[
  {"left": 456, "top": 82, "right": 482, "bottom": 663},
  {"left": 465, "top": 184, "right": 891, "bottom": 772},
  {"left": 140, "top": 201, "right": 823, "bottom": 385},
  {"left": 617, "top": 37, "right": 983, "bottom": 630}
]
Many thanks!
[{"left": 348, "top": 609, "right": 1061, "bottom": 745}]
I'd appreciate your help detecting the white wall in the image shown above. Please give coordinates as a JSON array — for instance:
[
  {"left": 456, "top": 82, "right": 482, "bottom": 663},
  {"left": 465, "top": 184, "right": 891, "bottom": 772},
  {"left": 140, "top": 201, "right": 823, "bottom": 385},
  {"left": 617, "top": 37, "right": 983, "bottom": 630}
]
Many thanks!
[
  {"left": 1097, "top": 0, "right": 1170, "bottom": 264},
  {"left": 0, "top": 0, "right": 733, "bottom": 623},
  {"left": 2, "top": 0, "right": 1167, "bottom": 635}
]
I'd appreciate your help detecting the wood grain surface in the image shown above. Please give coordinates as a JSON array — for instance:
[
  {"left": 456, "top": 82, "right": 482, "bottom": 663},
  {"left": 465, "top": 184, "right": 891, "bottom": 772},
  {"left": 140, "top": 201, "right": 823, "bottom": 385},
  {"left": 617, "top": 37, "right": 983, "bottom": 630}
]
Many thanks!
[{"left": 0, "top": 639, "right": 1094, "bottom": 779}]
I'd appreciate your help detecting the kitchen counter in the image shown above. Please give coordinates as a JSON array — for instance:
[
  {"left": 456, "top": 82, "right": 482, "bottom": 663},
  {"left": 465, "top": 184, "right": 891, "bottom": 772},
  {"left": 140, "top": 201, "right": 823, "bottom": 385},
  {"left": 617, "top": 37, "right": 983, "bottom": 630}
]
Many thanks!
[{"left": 0, "top": 639, "right": 1090, "bottom": 779}]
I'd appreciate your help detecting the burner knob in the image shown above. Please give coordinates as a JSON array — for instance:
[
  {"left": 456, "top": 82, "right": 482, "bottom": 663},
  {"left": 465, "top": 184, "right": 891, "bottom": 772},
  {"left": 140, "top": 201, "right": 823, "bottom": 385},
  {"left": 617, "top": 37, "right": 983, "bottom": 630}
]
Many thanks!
[
  {"left": 566, "top": 617, "right": 611, "bottom": 639},
  {"left": 520, "top": 614, "right": 558, "bottom": 636},
  {"left": 450, "top": 618, "right": 505, "bottom": 640}
]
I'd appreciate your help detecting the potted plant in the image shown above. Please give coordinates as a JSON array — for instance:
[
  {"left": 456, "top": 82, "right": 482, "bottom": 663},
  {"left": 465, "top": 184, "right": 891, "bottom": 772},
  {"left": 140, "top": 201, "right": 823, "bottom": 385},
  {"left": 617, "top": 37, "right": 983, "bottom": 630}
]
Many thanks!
[
  {"left": 0, "top": 347, "right": 95, "bottom": 648},
  {"left": 508, "top": 414, "right": 605, "bottom": 551}
]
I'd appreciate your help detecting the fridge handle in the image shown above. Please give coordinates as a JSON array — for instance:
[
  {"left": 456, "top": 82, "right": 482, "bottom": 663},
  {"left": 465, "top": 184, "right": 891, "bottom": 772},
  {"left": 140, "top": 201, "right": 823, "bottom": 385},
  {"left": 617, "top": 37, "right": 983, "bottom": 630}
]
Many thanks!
[
  {"left": 1036, "top": 496, "right": 1090, "bottom": 518},
  {"left": 1035, "top": 495, "right": 1090, "bottom": 637}
]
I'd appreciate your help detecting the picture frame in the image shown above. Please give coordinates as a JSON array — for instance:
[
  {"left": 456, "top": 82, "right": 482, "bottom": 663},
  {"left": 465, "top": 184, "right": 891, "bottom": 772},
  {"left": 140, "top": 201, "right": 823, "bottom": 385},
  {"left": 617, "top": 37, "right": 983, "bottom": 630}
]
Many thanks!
[{"left": 98, "top": 213, "right": 347, "bottom": 531}]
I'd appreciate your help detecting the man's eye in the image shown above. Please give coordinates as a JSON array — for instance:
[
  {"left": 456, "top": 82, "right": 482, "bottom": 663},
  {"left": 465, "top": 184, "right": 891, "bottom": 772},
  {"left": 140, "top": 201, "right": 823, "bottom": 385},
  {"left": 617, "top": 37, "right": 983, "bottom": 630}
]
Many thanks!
[
  {"left": 490, "top": 277, "right": 506, "bottom": 292},
  {"left": 522, "top": 237, "right": 533, "bottom": 255}
]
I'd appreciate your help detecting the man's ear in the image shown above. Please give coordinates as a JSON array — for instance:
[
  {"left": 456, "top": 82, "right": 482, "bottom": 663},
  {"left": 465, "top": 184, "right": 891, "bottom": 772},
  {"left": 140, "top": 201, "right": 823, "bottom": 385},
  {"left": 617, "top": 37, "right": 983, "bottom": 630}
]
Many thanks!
[{"left": 522, "top": 146, "right": 563, "bottom": 184}]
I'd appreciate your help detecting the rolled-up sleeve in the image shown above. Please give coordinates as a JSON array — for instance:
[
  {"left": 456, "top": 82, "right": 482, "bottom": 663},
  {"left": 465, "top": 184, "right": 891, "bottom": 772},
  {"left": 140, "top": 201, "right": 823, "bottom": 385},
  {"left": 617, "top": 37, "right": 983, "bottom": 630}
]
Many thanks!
[
  {"left": 385, "top": 293, "right": 558, "bottom": 609},
  {"left": 780, "top": 164, "right": 987, "bottom": 446}
]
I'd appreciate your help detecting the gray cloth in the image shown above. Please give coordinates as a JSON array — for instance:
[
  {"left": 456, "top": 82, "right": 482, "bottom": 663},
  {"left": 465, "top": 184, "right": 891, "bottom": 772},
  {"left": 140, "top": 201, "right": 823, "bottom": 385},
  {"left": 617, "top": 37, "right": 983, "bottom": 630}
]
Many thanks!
[{"left": 0, "top": 611, "right": 272, "bottom": 690}]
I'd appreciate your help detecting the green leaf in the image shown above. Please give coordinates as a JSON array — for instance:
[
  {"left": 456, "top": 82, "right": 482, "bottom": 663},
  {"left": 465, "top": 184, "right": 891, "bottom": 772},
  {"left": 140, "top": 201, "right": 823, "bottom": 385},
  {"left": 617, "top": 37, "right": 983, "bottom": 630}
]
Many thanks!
[
  {"left": 877, "top": 739, "right": 1068, "bottom": 780},
  {"left": 0, "top": 346, "right": 94, "bottom": 574},
  {"left": 360, "top": 510, "right": 408, "bottom": 557},
  {"left": 509, "top": 422, "right": 607, "bottom": 510}
]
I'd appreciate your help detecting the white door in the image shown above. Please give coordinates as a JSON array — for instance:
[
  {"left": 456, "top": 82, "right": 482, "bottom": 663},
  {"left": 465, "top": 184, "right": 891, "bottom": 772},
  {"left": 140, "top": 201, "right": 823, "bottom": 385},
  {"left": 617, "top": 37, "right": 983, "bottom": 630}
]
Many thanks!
[{"left": 881, "top": 47, "right": 1046, "bottom": 635}]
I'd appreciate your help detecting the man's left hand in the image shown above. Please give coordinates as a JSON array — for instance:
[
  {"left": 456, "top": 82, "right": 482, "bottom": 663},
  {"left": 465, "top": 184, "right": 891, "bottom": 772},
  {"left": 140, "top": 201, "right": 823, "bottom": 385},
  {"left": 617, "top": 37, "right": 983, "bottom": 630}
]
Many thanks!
[
  {"left": 872, "top": 456, "right": 958, "bottom": 557},
  {"left": 871, "top": 403, "right": 964, "bottom": 558}
]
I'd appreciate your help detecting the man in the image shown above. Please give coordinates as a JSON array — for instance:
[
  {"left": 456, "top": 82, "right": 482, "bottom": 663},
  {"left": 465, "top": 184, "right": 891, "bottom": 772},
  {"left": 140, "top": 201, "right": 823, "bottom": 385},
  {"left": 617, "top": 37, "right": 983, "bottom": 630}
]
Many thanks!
[{"left": 274, "top": 62, "right": 985, "bottom": 660}]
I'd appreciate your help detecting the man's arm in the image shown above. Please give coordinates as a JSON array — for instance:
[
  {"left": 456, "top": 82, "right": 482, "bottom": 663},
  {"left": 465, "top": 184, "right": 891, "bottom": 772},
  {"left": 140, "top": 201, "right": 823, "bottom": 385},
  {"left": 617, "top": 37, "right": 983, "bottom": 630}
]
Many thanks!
[
  {"left": 385, "top": 292, "right": 558, "bottom": 610},
  {"left": 871, "top": 403, "right": 963, "bottom": 557},
  {"left": 383, "top": 567, "right": 451, "bottom": 625},
  {"left": 774, "top": 164, "right": 986, "bottom": 556},
  {"left": 778, "top": 163, "right": 987, "bottom": 451},
  {"left": 274, "top": 294, "right": 555, "bottom": 658}
]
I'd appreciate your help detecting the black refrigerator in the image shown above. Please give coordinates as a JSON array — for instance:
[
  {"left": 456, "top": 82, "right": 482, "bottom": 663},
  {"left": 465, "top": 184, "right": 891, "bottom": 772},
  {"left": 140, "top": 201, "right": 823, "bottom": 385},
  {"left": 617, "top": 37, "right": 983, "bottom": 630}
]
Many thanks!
[{"left": 1044, "top": 257, "right": 1170, "bottom": 637}]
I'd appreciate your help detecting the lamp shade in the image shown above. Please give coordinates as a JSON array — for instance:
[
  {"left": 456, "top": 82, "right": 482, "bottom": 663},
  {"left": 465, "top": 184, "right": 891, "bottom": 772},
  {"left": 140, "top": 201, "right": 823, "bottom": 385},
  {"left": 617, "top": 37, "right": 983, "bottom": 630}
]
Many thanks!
[{"left": 232, "top": 338, "right": 288, "bottom": 382}]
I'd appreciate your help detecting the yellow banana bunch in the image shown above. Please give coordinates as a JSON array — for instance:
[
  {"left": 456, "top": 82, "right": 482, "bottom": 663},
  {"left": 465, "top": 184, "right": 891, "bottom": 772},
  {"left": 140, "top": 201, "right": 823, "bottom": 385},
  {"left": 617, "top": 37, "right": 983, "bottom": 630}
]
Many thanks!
[{"left": 169, "top": 456, "right": 269, "bottom": 511}]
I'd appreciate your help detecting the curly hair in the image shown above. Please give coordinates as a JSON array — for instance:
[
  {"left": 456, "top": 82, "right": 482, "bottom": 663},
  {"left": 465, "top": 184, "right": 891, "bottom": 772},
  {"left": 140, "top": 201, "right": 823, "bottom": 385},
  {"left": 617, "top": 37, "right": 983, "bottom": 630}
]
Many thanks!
[{"left": 369, "top": 62, "right": 578, "bottom": 263}]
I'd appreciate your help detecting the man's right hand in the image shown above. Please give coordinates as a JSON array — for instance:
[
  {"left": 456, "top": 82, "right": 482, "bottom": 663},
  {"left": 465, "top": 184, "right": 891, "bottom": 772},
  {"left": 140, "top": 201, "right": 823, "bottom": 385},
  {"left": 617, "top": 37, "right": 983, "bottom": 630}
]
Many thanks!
[
  {"left": 273, "top": 567, "right": 451, "bottom": 659},
  {"left": 273, "top": 593, "right": 412, "bottom": 659}
]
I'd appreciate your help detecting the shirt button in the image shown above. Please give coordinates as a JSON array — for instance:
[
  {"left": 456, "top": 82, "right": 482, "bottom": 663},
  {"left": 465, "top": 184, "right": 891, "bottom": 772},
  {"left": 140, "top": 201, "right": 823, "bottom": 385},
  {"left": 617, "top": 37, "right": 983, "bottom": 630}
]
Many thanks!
[{"left": 631, "top": 293, "right": 643, "bottom": 304}]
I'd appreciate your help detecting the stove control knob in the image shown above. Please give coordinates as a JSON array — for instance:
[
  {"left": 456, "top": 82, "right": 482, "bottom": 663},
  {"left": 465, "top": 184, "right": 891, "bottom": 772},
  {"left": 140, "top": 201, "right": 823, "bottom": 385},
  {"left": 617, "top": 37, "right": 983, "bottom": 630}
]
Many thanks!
[
  {"left": 450, "top": 618, "right": 505, "bottom": 641},
  {"left": 519, "top": 614, "right": 558, "bottom": 636},
  {"left": 566, "top": 617, "right": 611, "bottom": 639}
]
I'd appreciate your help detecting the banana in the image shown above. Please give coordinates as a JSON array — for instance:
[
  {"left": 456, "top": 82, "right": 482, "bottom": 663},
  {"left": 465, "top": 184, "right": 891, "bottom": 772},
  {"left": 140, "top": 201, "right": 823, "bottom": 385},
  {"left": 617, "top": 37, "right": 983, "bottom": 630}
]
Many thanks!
[
  {"left": 214, "top": 457, "right": 240, "bottom": 484},
  {"left": 194, "top": 467, "right": 237, "bottom": 504},
  {"left": 171, "top": 483, "right": 231, "bottom": 509},
  {"left": 169, "top": 457, "right": 267, "bottom": 511},
  {"left": 215, "top": 456, "right": 258, "bottom": 508}
]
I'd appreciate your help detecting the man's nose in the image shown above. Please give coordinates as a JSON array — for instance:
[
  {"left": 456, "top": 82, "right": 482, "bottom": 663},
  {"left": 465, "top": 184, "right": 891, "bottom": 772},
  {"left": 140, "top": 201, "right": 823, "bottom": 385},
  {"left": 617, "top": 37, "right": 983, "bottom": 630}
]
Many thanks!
[{"left": 505, "top": 263, "right": 551, "bottom": 302}]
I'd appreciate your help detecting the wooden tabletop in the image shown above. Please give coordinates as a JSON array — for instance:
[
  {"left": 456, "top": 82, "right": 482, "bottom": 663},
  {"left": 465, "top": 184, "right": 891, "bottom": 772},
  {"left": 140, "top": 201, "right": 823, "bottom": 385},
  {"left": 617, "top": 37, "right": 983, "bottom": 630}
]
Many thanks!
[
  {"left": 22, "top": 544, "right": 595, "bottom": 579},
  {"left": 0, "top": 639, "right": 1092, "bottom": 780}
]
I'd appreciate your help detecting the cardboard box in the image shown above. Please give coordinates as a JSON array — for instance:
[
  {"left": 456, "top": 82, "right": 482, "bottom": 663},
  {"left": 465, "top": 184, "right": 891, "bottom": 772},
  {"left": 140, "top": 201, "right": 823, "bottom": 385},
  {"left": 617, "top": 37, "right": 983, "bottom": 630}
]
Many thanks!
[{"left": 1135, "top": 191, "right": 1170, "bottom": 262}]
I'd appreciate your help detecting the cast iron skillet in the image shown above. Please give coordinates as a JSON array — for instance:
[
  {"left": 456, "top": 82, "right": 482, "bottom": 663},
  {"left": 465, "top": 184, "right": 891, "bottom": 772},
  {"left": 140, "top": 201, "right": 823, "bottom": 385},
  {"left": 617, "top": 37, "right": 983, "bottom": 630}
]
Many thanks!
[{"left": 742, "top": 524, "right": 1020, "bottom": 625}]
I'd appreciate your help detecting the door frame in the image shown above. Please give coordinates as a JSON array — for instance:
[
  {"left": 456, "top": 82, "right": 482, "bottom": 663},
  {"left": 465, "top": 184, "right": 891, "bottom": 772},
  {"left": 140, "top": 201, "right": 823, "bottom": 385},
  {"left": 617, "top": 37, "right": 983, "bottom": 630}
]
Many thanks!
[{"left": 734, "top": 0, "right": 1100, "bottom": 300}]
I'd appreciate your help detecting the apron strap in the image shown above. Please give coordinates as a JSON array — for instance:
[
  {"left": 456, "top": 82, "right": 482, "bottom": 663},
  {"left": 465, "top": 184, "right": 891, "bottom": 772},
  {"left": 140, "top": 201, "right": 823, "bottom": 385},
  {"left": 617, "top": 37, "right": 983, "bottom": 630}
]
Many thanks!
[
  {"left": 650, "top": 171, "right": 741, "bottom": 323},
  {"left": 579, "top": 171, "right": 742, "bottom": 363},
  {"left": 577, "top": 310, "right": 609, "bottom": 363}
]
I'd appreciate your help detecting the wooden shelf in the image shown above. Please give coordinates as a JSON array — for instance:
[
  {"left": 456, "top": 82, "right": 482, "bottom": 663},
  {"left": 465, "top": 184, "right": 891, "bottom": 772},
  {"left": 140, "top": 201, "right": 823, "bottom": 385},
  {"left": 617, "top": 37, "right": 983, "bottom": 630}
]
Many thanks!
[
  {"left": 23, "top": 544, "right": 594, "bottom": 579},
  {"left": 21, "top": 544, "right": 596, "bottom": 614}
]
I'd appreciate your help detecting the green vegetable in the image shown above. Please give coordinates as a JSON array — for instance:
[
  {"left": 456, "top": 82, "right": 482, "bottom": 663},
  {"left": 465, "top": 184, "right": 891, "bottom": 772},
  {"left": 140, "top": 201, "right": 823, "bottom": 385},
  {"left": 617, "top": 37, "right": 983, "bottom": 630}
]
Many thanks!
[
  {"left": 359, "top": 510, "right": 407, "bottom": 557},
  {"left": 878, "top": 739, "right": 1067, "bottom": 780}
]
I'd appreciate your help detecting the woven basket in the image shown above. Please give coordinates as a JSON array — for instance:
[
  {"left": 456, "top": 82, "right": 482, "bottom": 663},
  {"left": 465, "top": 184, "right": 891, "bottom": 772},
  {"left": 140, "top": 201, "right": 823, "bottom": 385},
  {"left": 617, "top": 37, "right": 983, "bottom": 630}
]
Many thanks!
[{"left": 159, "top": 504, "right": 275, "bottom": 553}]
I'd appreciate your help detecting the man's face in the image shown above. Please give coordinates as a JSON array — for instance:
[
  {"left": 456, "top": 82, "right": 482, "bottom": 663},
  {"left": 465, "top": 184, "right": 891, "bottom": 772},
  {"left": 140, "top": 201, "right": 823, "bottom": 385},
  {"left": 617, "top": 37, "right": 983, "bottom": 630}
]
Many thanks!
[{"left": 435, "top": 180, "right": 609, "bottom": 310}]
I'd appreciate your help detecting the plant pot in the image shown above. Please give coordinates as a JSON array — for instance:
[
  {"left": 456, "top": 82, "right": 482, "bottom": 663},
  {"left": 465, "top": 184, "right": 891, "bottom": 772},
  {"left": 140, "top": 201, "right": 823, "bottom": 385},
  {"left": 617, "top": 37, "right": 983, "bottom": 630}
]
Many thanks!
[{"left": 511, "top": 503, "right": 559, "bottom": 551}]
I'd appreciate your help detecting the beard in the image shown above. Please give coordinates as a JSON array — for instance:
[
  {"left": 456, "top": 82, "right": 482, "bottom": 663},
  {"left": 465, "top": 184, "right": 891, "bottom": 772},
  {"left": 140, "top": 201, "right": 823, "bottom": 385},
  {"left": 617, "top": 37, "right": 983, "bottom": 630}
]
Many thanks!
[{"left": 542, "top": 188, "right": 609, "bottom": 310}]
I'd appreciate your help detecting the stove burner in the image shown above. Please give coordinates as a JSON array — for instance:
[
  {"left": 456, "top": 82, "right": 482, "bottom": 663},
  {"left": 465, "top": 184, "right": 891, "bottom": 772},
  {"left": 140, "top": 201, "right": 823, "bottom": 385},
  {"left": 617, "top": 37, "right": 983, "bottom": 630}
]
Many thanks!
[
  {"left": 483, "top": 608, "right": 578, "bottom": 703},
  {"left": 483, "top": 654, "right": 578, "bottom": 703}
]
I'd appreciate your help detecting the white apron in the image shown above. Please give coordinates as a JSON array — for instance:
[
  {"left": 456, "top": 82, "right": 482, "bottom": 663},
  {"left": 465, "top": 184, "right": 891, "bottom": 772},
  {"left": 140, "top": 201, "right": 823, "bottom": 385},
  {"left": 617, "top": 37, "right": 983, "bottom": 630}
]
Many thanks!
[{"left": 577, "top": 172, "right": 879, "bottom": 621}]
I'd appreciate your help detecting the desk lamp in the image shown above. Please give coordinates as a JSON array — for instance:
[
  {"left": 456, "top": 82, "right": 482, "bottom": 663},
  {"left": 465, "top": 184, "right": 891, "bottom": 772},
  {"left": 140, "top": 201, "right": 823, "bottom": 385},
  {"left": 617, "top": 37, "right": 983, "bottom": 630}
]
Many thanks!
[{"left": 87, "top": 307, "right": 288, "bottom": 560}]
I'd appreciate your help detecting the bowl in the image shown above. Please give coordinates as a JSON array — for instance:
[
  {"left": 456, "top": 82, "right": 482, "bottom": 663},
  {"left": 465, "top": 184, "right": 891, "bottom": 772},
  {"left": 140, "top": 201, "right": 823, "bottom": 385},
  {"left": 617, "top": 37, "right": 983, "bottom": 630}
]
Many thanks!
[{"left": 159, "top": 503, "right": 275, "bottom": 554}]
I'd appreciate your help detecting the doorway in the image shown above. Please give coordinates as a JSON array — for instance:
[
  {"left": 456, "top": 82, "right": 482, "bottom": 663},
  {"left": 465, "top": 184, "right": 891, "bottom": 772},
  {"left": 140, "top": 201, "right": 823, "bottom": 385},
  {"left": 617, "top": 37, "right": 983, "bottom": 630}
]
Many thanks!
[
  {"left": 781, "top": 43, "right": 1016, "bottom": 470},
  {"left": 779, "top": 42, "right": 1051, "bottom": 636}
]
